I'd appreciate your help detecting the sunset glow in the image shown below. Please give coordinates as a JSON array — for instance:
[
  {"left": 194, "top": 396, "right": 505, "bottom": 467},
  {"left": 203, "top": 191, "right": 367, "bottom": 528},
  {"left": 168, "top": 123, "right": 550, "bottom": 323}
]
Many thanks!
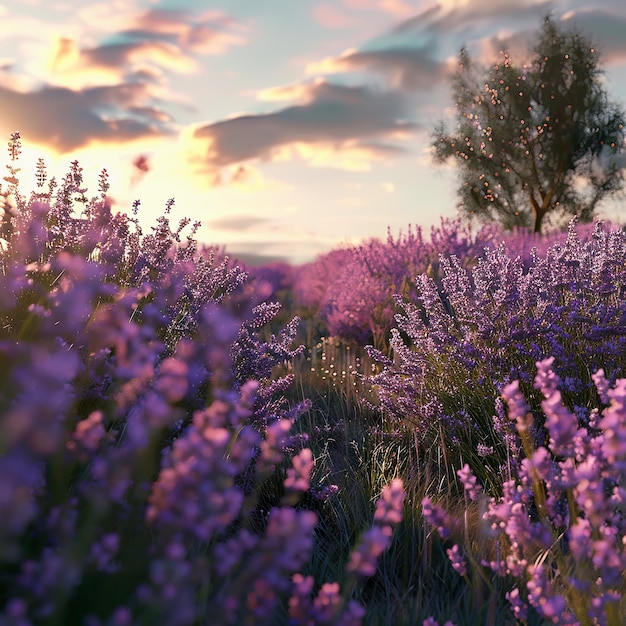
[{"left": 1, "top": 0, "right": 625, "bottom": 264}]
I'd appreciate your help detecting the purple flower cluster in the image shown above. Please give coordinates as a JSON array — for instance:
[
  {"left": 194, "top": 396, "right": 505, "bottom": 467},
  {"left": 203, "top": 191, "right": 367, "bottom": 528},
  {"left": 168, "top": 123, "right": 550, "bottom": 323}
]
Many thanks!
[
  {"left": 287, "top": 479, "right": 405, "bottom": 625},
  {"left": 424, "top": 359, "right": 626, "bottom": 624},
  {"left": 292, "top": 218, "right": 604, "bottom": 353},
  {"left": 347, "top": 478, "right": 405, "bottom": 578},
  {"left": 0, "top": 137, "right": 404, "bottom": 625},
  {"left": 370, "top": 220, "right": 626, "bottom": 476},
  {"left": 294, "top": 219, "right": 499, "bottom": 350}
]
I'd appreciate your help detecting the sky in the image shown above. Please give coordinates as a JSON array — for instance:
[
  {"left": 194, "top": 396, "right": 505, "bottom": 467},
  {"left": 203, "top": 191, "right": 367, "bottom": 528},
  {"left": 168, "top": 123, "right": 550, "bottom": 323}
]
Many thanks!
[{"left": 1, "top": 0, "right": 626, "bottom": 265}]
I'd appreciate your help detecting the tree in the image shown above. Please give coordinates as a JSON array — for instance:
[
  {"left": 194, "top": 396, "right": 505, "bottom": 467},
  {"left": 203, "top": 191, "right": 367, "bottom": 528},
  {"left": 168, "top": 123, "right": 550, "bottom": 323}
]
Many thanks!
[{"left": 432, "top": 16, "right": 626, "bottom": 233}]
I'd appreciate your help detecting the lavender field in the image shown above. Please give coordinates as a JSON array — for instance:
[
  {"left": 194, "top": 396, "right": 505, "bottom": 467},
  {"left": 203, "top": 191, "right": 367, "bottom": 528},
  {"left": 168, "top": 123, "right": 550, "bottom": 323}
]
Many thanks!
[{"left": 2, "top": 135, "right": 626, "bottom": 626}]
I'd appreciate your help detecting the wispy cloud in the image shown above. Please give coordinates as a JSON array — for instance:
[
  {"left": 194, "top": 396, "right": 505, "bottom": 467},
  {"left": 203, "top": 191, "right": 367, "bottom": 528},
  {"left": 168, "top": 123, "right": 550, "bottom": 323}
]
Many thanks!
[
  {"left": 445, "top": 6, "right": 626, "bottom": 68},
  {"left": 208, "top": 214, "right": 273, "bottom": 231},
  {"left": 377, "top": 0, "right": 416, "bottom": 18},
  {"left": 0, "top": 5, "right": 246, "bottom": 152},
  {"left": 307, "top": 46, "right": 447, "bottom": 91},
  {"left": 338, "top": 0, "right": 415, "bottom": 17},
  {"left": 48, "top": 8, "right": 246, "bottom": 87},
  {"left": 312, "top": 4, "right": 360, "bottom": 29},
  {"left": 49, "top": 37, "right": 196, "bottom": 88},
  {"left": 0, "top": 82, "right": 171, "bottom": 152},
  {"left": 561, "top": 9, "right": 626, "bottom": 65},
  {"left": 187, "top": 79, "right": 415, "bottom": 179},
  {"left": 120, "top": 8, "right": 247, "bottom": 56},
  {"left": 395, "top": 0, "right": 552, "bottom": 31}
]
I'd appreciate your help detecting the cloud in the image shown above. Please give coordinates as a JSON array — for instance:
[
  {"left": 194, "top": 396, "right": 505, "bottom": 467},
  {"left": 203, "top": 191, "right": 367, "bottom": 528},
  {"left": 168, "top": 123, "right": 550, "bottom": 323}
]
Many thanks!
[
  {"left": 343, "top": 0, "right": 374, "bottom": 8},
  {"left": 410, "top": 0, "right": 610, "bottom": 56},
  {"left": 377, "top": 0, "right": 415, "bottom": 18},
  {"left": 456, "top": 7, "right": 626, "bottom": 68},
  {"left": 307, "top": 45, "right": 447, "bottom": 91},
  {"left": 188, "top": 80, "right": 416, "bottom": 176},
  {"left": 208, "top": 215, "right": 273, "bottom": 231},
  {"left": 49, "top": 37, "right": 195, "bottom": 88},
  {"left": 338, "top": 0, "right": 415, "bottom": 17},
  {"left": 312, "top": 4, "right": 359, "bottom": 28},
  {"left": 257, "top": 80, "right": 318, "bottom": 102},
  {"left": 432, "top": 0, "right": 552, "bottom": 29},
  {"left": 0, "top": 82, "right": 172, "bottom": 152},
  {"left": 383, "top": 1, "right": 626, "bottom": 71},
  {"left": 47, "top": 8, "right": 246, "bottom": 89},
  {"left": 121, "top": 8, "right": 246, "bottom": 55},
  {"left": 305, "top": 5, "right": 451, "bottom": 92},
  {"left": 73, "top": 5, "right": 246, "bottom": 55},
  {"left": 561, "top": 9, "right": 626, "bottom": 65},
  {"left": 389, "top": 1, "right": 552, "bottom": 52},
  {"left": 272, "top": 140, "right": 405, "bottom": 171},
  {"left": 0, "top": 6, "right": 247, "bottom": 154}
]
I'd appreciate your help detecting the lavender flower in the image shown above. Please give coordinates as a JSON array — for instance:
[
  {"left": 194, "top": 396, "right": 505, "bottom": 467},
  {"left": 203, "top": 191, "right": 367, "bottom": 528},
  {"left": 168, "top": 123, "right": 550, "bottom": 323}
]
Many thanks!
[
  {"left": 456, "top": 464, "right": 482, "bottom": 501},
  {"left": 0, "top": 135, "right": 345, "bottom": 625},
  {"left": 592, "top": 368, "right": 610, "bottom": 405},
  {"left": 599, "top": 379, "right": 626, "bottom": 472},
  {"left": 434, "top": 359, "right": 626, "bottom": 624},
  {"left": 526, "top": 564, "right": 569, "bottom": 623},
  {"left": 370, "top": 220, "right": 626, "bottom": 486},
  {"left": 347, "top": 524, "right": 393, "bottom": 578},
  {"left": 373, "top": 478, "right": 405, "bottom": 526},
  {"left": 446, "top": 544, "right": 467, "bottom": 576},
  {"left": 421, "top": 497, "right": 451, "bottom": 540},
  {"left": 283, "top": 448, "right": 314, "bottom": 502},
  {"left": 288, "top": 573, "right": 315, "bottom": 623}
]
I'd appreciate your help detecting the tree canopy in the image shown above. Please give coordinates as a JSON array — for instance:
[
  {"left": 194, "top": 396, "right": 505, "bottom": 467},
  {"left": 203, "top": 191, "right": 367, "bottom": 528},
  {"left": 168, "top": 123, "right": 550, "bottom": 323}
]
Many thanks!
[{"left": 432, "top": 16, "right": 626, "bottom": 233}]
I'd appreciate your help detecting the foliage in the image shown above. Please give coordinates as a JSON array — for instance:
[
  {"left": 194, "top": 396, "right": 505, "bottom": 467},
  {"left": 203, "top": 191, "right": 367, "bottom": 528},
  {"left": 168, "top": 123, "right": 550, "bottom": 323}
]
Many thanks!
[
  {"left": 0, "top": 136, "right": 405, "bottom": 626},
  {"left": 432, "top": 16, "right": 625, "bottom": 233},
  {"left": 5, "top": 128, "right": 626, "bottom": 625},
  {"left": 294, "top": 219, "right": 499, "bottom": 351},
  {"left": 369, "top": 220, "right": 626, "bottom": 490},
  {"left": 293, "top": 216, "right": 613, "bottom": 357},
  {"left": 424, "top": 360, "right": 626, "bottom": 625}
]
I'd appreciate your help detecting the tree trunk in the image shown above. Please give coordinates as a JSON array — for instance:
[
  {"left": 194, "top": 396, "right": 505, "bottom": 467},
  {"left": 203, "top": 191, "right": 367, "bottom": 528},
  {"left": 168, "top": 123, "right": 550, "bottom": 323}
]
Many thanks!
[
  {"left": 530, "top": 193, "right": 546, "bottom": 234},
  {"left": 533, "top": 209, "right": 544, "bottom": 233}
]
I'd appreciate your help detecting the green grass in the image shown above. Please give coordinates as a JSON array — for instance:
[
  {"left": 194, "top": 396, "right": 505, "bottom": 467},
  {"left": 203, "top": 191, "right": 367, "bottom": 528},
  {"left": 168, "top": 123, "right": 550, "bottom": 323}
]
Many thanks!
[{"left": 281, "top": 338, "right": 548, "bottom": 625}]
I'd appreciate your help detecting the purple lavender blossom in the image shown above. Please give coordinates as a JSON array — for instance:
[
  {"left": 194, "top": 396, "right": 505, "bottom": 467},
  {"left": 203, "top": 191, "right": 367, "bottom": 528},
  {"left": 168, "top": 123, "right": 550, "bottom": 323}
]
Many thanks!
[
  {"left": 283, "top": 448, "right": 314, "bottom": 501},
  {"left": 288, "top": 573, "right": 315, "bottom": 623},
  {"left": 505, "top": 588, "right": 528, "bottom": 621},
  {"left": 446, "top": 544, "right": 467, "bottom": 576},
  {"left": 311, "top": 582, "right": 342, "bottom": 623},
  {"left": 599, "top": 379, "right": 626, "bottom": 472},
  {"left": 373, "top": 477, "right": 405, "bottom": 526},
  {"left": 501, "top": 380, "right": 532, "bottom": 432},
  {"left": 421, "top": 497, "right": 451, "bottom": 540},
  {"left": 347, "top": 524, "right": 393, "bottom": 577},
  {"left": 526, "top": 564, "right": 569, "bottom": 623},
  {"left": 437, "top": 359, "right": 626, "bottom": 624},
  {"left": 370, "top": 220, "right": 626, "bottom": 486},
  {"left": 0, "top": 138, "right": 345, "bottom": 626},
  {"left": 456, "top": 464, "right": 482, "bottom": 501},
  {"left": 592, "top": 368, "right": 610, "bottom": 405}
]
